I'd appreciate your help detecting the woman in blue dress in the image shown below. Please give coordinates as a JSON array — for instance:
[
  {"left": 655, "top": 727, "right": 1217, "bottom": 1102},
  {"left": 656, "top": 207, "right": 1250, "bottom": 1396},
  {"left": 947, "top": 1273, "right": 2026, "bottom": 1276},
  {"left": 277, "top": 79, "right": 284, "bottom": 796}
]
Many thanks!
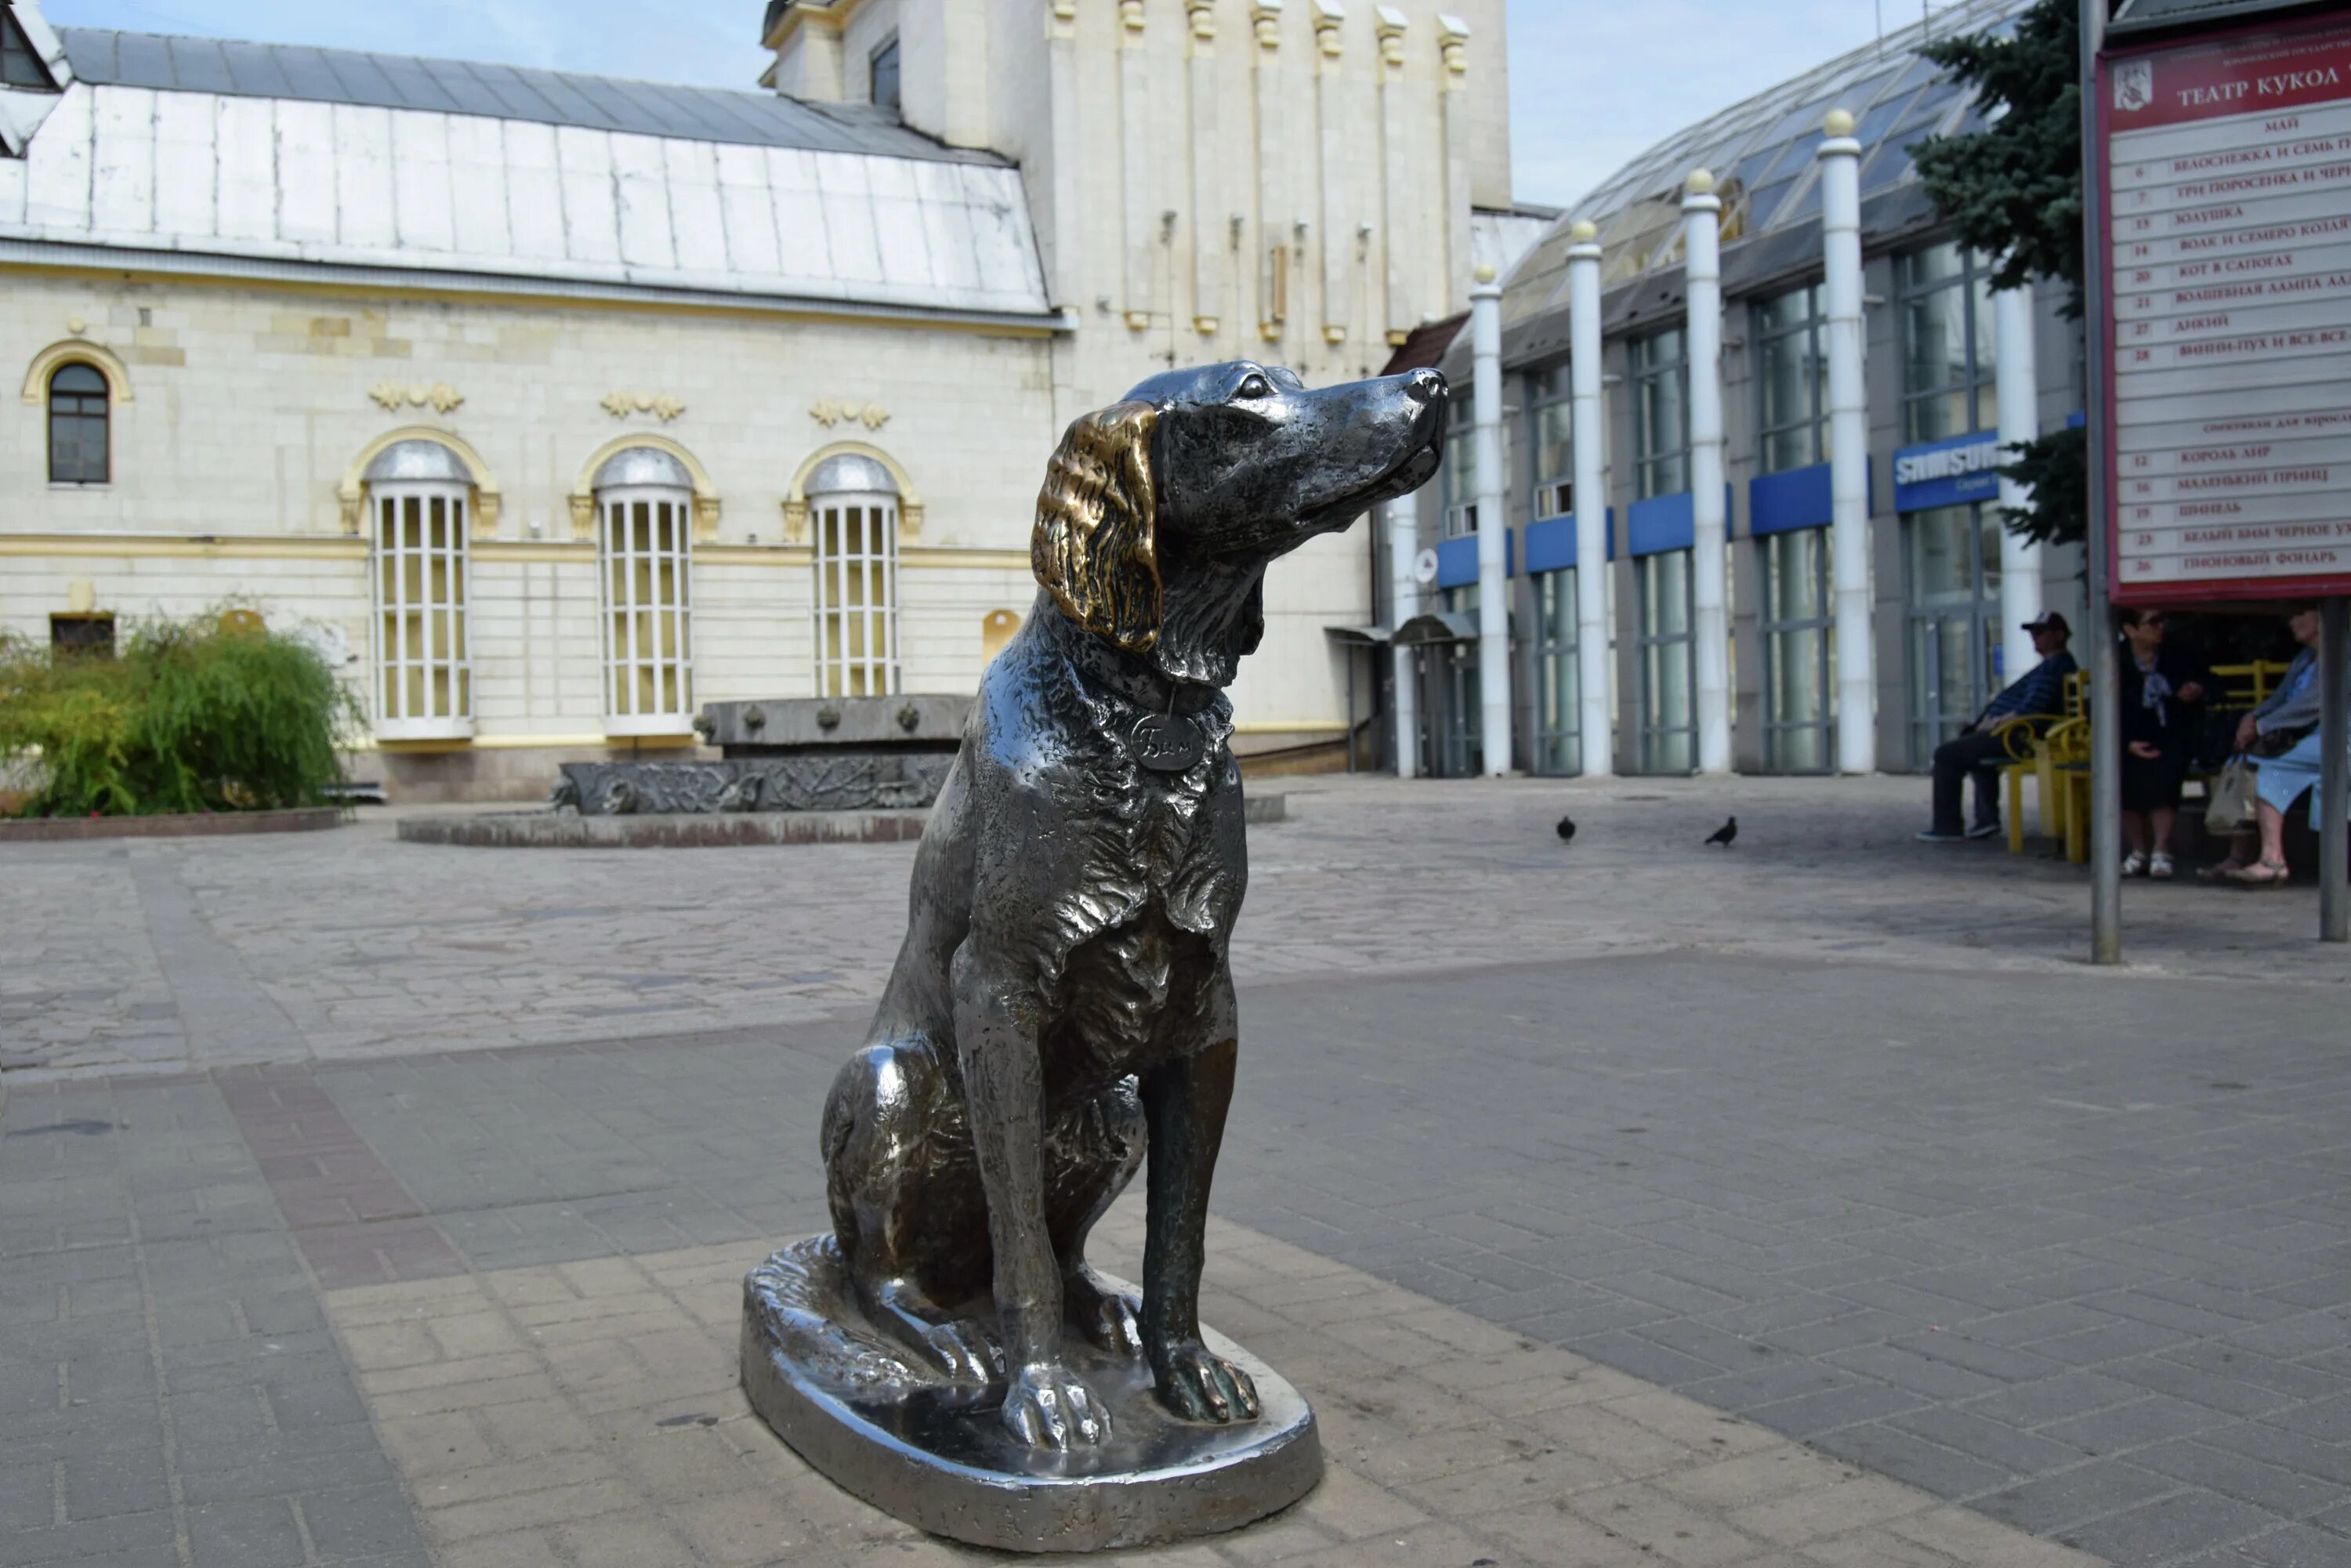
[{"left": 2214, "top": 605, "right": 2344, "bottom": 886}]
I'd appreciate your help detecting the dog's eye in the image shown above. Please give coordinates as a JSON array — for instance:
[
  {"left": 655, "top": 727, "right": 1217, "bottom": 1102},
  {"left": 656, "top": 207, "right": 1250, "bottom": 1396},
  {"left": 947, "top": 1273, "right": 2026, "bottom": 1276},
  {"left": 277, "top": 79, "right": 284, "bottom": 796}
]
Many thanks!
[{"left": 1235, "top": 374, "right": 1272, "bottom": 400}]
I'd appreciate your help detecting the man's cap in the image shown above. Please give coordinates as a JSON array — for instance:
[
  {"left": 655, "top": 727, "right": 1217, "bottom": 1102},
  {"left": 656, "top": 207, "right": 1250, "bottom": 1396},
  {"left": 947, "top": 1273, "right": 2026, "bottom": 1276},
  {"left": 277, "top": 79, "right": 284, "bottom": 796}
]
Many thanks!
[{"left": 2024, "top": 611, "right": 2070, "bottom": 636}]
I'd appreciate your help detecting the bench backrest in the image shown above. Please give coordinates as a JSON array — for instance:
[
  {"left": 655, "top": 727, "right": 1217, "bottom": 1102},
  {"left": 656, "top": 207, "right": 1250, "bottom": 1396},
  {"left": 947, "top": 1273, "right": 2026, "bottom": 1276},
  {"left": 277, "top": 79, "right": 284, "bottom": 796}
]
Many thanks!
[{"left": 2209, "top": 660, "right": 2294, "bottom": 712}]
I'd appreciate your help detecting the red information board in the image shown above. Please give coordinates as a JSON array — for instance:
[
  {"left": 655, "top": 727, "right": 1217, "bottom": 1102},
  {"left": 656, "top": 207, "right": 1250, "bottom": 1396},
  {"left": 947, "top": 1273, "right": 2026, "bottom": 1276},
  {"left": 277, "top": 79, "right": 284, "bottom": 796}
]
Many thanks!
[{"left": 2099, "top": 10, "right": 2351, "bottom": 603}]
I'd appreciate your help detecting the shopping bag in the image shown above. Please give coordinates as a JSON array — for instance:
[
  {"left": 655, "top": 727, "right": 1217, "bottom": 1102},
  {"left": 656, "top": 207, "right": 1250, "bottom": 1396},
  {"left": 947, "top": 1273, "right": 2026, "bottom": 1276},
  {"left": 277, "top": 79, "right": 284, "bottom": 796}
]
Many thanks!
[{"left": 2205, "top": 757, "right": 2257, "bottom": 834}]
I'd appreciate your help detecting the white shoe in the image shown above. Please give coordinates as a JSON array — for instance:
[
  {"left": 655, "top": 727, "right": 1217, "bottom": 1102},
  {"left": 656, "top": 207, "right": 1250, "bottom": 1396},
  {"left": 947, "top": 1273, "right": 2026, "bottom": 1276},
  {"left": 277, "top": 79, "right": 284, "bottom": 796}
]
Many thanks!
[
  {"left": 2150, "top": 852, "right": 2175, "bottom": 881},
  {"left": 2122, "top": 851, "right": 2149, "bottom": 877}
]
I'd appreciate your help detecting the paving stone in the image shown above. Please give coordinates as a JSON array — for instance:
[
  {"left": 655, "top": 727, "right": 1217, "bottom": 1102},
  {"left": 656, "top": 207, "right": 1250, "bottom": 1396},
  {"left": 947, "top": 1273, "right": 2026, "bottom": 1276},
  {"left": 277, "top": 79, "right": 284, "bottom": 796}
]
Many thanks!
[
  {"left": 2058, "top": 1488, "right": 2280, "bottom": 1564},
  {"left": 187, "top": 1497, "right": 306, "bottom": 1568},
  {"left": 16, "top": 778, "right": 2351, "bottom": 1563}
]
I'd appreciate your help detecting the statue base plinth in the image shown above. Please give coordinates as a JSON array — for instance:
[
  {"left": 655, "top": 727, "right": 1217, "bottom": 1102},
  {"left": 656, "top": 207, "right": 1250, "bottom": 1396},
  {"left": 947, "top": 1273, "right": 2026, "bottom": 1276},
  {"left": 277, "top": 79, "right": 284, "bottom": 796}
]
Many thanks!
[{"left": 739, "top": 1237, "right": 1321, "bottom": 1553}]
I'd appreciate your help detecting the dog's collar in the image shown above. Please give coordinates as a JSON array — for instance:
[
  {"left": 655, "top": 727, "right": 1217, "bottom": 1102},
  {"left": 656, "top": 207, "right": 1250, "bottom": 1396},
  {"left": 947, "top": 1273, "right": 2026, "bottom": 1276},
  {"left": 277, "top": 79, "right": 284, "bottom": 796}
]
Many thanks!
[{"left": 1065, "top": 631, "right": 1222, "bottom": 718}]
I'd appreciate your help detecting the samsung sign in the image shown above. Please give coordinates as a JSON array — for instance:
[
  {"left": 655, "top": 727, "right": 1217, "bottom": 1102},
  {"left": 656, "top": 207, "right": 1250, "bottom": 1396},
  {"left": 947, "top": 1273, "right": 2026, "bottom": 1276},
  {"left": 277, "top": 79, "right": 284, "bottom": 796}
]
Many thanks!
[{"left": 1893, "top": 432, "right": 2005, "bottom": 513}]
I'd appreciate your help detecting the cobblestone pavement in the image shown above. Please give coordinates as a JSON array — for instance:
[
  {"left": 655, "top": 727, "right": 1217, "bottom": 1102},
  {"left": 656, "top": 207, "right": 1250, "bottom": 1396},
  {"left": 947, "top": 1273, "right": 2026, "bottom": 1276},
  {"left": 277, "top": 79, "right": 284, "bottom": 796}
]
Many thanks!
[
  {"left": 4, "top": 776, "right": 2349, "bottom": 1566},
  {"left": 3, "top": 774, "right": 2343, "bottom": 1078}
]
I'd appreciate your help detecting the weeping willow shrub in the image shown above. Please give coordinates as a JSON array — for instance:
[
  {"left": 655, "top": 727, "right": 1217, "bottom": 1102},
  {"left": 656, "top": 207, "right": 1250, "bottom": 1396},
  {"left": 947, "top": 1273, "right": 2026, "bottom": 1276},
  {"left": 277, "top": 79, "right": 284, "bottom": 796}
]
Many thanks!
[{"left": 0, "top": 612, "right": 360, "bottom": 817}]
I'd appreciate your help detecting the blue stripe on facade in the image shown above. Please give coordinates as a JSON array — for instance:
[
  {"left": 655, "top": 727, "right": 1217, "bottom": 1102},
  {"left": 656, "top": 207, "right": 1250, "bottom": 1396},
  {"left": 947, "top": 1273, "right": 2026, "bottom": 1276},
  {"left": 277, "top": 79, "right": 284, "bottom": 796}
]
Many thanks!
[
  {"left": 1433, "top": 530, "right": 1514, "bottom": 589},
  {"left": 1748, "top": 463, "right": 1831, "bottom": 538},
  {"left": 1627, "top": 491, "right": 1696, "bottom": 557},
  {"left": 1524, "top": 511, "right": 1614, "bottom": 573}
]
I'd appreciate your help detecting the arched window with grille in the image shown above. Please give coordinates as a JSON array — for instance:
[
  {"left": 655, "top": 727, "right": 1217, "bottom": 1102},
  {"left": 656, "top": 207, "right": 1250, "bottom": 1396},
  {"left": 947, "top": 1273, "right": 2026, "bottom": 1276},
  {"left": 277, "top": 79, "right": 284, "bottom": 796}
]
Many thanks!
[
  {"left": 592, "top": 447, "right": 695, "bottom": 734},
  {"left": 48, "top": 363, "right": 109, "bottom": 484},
  {"left": 365, "top": 440, "right": 473, "bottom": 739},
  {"left": 807, "top": 453, "right": 901, "bottom": 697}
]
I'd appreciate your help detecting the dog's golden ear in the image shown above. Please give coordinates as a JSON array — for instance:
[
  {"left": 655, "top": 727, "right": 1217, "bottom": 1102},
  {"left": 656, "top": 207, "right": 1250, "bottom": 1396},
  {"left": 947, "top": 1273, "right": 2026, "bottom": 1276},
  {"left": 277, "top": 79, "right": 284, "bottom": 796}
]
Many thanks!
[{"left": 1033, "top": 400, "right": 1161, "bottom": 652}]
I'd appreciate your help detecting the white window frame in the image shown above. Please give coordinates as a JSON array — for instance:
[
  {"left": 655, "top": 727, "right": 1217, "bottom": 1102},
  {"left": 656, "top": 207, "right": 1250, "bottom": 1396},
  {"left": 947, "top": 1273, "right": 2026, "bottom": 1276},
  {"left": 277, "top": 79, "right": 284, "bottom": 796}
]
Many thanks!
[
  {"left": 371, "top": 480, "right": 473, "bottom": 740},
  {"left": 811, "top": 485, "right": 901, "bottom": 698},
  {"left": 598, "top": 482, "right": 695, "bottom": 735}
]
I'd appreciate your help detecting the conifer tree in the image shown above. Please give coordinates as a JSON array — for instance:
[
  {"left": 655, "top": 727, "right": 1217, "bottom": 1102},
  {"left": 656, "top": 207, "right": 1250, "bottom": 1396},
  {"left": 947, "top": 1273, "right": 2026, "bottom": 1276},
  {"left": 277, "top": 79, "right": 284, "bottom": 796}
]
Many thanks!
[{"left": 1911, "top": 0, "right": 2087, "bottom": 547}]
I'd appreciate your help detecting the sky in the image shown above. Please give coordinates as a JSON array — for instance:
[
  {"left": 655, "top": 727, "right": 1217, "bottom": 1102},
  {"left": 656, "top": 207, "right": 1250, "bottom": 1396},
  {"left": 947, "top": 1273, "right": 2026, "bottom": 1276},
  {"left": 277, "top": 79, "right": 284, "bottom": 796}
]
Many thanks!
[{"left": 36, "top": 0, "right": 1940, "bottom": 210}]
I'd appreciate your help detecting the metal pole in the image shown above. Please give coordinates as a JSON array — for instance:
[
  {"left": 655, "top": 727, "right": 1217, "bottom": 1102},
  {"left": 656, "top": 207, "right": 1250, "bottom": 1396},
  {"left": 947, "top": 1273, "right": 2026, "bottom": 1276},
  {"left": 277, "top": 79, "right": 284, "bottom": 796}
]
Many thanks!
[
  {"left": 1567, "top": 221, "right": 1614, "bottom": 778},
  {"left": 1684, "top": 171, "right": 1732, "bottom": 775},
  {"left": 2081, "top": 0, "right": 2121, "bottom": 963},
  {"left": 2323, "top": 597, "right": 2348, "bottom": 943},
  {"left": 1994, "top": 282, "right": 2045, "bottom": 684},
  {"left": 1819, "top": 111, "right": 1876, "bottom": 775},
  {"left": 1470, "top": 263, "right": 1512, "bottom": 776},
  {"left": 1386, "top": 493, "right": 1420, "bottom": 778}
]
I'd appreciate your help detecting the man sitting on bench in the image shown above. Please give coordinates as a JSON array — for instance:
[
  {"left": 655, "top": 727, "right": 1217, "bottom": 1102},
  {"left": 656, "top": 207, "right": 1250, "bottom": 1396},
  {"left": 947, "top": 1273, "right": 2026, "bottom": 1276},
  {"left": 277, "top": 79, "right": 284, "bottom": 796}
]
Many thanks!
[{"left": 1918, "top": 612, "right": 2076, "bottom": 843}]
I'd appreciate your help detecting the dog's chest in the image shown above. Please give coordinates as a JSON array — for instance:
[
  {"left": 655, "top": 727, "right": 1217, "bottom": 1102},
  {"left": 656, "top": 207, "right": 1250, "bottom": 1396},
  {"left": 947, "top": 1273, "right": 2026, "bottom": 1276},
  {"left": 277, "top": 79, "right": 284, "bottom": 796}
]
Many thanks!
[{"left": 1045, "top": 907, "right": 1215, "bottom": 1085}]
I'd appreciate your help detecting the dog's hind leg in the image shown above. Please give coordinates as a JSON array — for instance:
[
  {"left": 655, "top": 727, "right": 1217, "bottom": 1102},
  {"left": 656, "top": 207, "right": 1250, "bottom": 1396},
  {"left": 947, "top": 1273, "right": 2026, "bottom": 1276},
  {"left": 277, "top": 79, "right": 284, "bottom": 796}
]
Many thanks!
[
  {"left": 821, "top": 1036, "right": 1003, "bottom": 1382},
  {"left": 1044, "top": 1077, "right": 1147, "bottom": 1356}
]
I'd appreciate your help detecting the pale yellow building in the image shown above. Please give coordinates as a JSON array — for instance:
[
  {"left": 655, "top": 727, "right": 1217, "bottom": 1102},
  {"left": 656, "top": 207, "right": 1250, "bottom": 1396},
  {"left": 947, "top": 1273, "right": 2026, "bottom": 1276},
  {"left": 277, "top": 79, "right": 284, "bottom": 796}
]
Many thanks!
[{"left": 1, "top": 0, "right": 1531, "bottom": 798}]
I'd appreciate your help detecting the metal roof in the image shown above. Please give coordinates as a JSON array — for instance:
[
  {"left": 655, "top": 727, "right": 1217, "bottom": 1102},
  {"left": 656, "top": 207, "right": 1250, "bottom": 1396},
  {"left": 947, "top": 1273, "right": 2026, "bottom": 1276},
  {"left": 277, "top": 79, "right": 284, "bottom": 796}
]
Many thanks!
[
  {"left": 2110, "top": 0, "right": 2333, "bottom": 32},
  {"left": 1499, "top": 0, "right": 2035, "bottom": 331},
  {"left": 53, "top": 27, "right": 1004, "bottom": 166}
]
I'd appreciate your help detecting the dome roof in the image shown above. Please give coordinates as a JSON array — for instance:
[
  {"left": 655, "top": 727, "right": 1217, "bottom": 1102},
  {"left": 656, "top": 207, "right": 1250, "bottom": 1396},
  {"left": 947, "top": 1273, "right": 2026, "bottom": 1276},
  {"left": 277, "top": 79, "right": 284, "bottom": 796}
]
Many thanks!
[
  {"left": 806, "top": 452, "right": 897, "bottom": 497},
  {"left": 363, "top": 439, "right": 470, "bottom": 485},
  {"left": 1502, "top": 0, "right": 2032, "bottom": 326},
  {"left": 592, "top": 446, "right": 694, "bottom": 491}
]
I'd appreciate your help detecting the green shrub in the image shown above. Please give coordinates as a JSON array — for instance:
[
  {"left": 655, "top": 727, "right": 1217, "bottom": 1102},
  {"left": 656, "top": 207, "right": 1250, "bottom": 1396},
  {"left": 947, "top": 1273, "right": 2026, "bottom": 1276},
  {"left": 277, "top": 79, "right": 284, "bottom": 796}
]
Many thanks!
[{"left": 0, "top": 611, "right": 361, "bottom": 817}]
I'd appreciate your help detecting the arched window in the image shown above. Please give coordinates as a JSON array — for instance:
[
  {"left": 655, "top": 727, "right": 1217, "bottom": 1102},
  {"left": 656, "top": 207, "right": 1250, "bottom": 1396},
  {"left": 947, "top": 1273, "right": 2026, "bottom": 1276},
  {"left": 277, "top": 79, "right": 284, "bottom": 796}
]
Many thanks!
[
  {"left": 807, "top": 453, "right": 901, "bottom": 697},
  {"left": 48, "top": 363, "right": 109, "bottom": 485},
  {"left": 365, "top": 440, "right": 473, "bottom": 739},
  {"left": 592, "top": 447, "right": 695, "bottom": 734}
]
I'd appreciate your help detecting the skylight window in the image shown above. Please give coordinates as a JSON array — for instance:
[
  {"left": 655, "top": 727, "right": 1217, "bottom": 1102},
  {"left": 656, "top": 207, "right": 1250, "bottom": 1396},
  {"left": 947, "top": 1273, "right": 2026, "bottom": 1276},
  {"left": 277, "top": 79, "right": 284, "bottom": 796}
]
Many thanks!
[{"left": 1, "top": 5, "right": 57, "bottom": 90}]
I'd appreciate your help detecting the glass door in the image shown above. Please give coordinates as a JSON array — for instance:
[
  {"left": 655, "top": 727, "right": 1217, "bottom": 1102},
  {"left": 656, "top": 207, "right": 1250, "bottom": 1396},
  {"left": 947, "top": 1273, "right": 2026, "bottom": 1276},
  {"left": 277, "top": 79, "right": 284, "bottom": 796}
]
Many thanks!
[
  {"left": 1761, "top": 528, "right": 1833, "bottom": 773},
  {"left": 1637, "top": 550, "right": 1696, "bottom": 774},
  {"left": 1904, "top": 504, "right": 2002, "bottom": 766},
  {"left": 1533, "top": 567, "right": 1579, "bottom": 776}
]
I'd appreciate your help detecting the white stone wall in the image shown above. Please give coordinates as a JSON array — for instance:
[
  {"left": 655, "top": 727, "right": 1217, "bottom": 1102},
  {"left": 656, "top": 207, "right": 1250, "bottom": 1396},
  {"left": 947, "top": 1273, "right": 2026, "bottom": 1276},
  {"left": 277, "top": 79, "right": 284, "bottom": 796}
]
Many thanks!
[
  {"left": 769, "top": 0, "right": 1519, "bottom": 749},
  {"left": 2, "top": 270, "right": 1058, "bottom": 785}
]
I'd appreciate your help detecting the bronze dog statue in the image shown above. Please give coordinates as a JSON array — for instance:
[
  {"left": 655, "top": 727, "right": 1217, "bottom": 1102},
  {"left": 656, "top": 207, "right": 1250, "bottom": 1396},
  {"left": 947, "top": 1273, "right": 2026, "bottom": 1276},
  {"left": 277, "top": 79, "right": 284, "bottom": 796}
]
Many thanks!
[{"left": 818, "top": 361, "right": 1447, "bottom": 1450}]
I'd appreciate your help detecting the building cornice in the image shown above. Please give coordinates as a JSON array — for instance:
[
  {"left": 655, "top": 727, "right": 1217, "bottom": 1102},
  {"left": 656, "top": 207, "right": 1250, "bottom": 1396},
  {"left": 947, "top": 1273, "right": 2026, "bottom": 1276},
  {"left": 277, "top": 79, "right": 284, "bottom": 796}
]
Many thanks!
[{"left": 0, "top": 242, "right": 1076, "bottom": 339}]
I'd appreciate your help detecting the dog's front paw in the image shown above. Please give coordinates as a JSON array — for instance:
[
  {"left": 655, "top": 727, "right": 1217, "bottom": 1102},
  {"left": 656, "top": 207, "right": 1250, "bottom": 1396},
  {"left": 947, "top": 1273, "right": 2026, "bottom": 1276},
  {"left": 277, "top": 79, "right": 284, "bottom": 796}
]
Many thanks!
[
  {"left": 1063, "top": 1266, "right": 1144, "bottom": 1357},
  {"left": 1151, "top": 1338, "right": 1260, "bottom": 1425},
  {"left": 999, "top": 1360, "right": 1111, "bottom": 1450},
  {"left": 910, "top": 1317, "right": 1003, "bottom": 1383}
]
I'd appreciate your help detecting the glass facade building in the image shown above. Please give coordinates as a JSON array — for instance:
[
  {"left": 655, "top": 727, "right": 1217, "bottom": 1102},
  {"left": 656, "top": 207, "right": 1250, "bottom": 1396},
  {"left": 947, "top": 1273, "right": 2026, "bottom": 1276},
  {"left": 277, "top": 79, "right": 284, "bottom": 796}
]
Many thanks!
[{"left": 1407, "top": 0, "right": 2078, "bottom": 779}]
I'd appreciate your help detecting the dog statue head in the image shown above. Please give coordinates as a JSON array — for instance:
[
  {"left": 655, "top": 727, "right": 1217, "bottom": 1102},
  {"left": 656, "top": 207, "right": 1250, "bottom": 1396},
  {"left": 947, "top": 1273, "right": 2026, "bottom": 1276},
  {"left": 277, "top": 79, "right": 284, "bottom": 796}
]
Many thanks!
[{"left": 1034, "top": 362, "right": 1447, "bottom": 686}]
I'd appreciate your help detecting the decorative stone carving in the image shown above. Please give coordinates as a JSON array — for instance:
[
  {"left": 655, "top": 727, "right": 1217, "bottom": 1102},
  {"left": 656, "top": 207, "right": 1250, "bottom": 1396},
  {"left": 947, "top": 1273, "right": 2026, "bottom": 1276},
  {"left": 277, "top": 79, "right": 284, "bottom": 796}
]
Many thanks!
[
  {"left": 368, "top": 381, "right": 464, "bottom": 414},
  {"left": 1252, "top": 0, "right": 1284, "bottom": 49},
  {"left": 1437, "top": 13, "right": 1469, "bottom": 76},
  {"left": 600, "top": 390, "right": 687, "bottom": 421},
  {"left": 558, "top": 757, "right": 954, "bottom": 816},
  {"left": 809, "top": 398, "right": 891, "bottom": 430},
  {"left": 1312, "top": 0, "right": 1345, "bottom": 57}
]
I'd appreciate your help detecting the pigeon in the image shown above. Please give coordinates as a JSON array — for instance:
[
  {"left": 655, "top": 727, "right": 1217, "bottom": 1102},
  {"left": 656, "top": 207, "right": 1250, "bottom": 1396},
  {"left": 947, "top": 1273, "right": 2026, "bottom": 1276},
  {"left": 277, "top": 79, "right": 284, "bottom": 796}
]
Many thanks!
[
  {"left": 1705, "top": 816, "right": 1738, "bottom": 847},
  {"left": 1556, "top": 815, "right": 1577, "bottom": 843}
]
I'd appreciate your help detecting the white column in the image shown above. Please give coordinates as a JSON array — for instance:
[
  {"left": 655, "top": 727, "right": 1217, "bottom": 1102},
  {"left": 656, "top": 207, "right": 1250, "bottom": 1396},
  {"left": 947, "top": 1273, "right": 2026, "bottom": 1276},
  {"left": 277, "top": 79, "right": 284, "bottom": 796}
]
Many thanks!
[
  {"left": 1375, "top": 7, "right": 1412, "bottom": 346},
  {"left": 1186, "top": 1, "right": 1223, "bottom": 337},
  {"left": 1683, "top": 171, "right": 1731, "bottom": 777},
  {"left": 1437, "top": 17, "right": 1473, "bottom": 311},
  {"left": 1567, "top": 219, "right": 1613, "bottom": 777},
  {"left": 1313, "top": 1, "right": 1348, "bottom": 347},
  {"left": 1471, "top": 264, "right": 1512, "bottom": 776},
  {"left": 1994, "top": 281, "right": 2044, "bottom": 683},
  {"left": 1252, "top": 2, "right": 1288, "bottom": 346},
  {"left": 1820, "top": 109, "right": 1876, "bottom": 775},
  {"left": 1118, "top": 0, "right": 1154, "bottom": 331},
  {"left": 1386, "top": 494, "right": 1420, "bottom": 778}
]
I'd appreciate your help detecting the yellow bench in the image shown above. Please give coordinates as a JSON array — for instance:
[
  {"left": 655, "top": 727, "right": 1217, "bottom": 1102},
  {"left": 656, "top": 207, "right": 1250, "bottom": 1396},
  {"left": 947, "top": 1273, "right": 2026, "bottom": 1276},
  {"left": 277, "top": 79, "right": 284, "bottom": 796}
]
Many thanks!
[
  {"left": 1999, "top": 660, "right": 2292, "bottom": 863},
  {"left": 1989, "top": 672, "right": 2087, "bottom": 856}
]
